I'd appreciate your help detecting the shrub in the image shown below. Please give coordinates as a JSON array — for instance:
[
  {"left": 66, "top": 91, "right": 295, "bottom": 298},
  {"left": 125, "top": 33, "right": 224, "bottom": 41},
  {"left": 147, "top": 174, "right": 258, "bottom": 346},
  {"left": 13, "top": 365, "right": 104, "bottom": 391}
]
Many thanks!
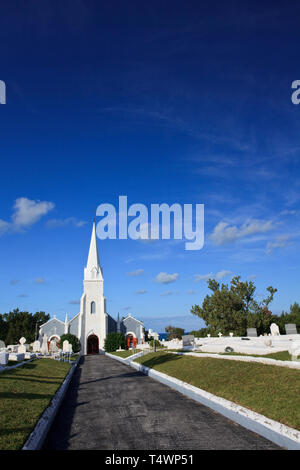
[
  {"left": 104, "top": 332, "right": 126, "bottom": 352},
  {"left": 59, "top": 333, "right": 81, "bottom": 353},
  {"left": 149, "top": 339, "right": 162, "bottom": 348}
]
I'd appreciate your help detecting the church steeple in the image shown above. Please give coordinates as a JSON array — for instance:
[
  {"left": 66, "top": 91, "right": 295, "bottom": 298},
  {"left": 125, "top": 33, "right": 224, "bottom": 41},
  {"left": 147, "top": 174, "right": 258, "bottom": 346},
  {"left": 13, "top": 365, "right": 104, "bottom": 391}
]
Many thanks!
[{"left": 84, "top": 220, "right": 103, "bottom": 281}]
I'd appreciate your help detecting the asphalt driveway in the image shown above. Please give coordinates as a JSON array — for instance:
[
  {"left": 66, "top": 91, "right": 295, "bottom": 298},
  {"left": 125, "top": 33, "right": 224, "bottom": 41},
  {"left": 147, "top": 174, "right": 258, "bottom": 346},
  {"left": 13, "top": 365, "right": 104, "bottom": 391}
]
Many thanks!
[{"left": 43, "top": 354, "right": 280, "bottom": 450}]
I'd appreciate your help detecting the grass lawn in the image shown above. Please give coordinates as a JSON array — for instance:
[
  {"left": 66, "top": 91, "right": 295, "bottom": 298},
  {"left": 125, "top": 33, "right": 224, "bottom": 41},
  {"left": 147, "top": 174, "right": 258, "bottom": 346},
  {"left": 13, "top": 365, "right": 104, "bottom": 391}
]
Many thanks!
[
  {"left": 169, "top": 349, "right": 293, "bottom": 361},
  {"left": 135, "top": 352, "right": 300, "bottom": 430},
  {"left": 0, "top": 358, "right": 72, "bottom": 450},
  {"left": 110, "top": 349, "right": 141, "bottom": 358}
]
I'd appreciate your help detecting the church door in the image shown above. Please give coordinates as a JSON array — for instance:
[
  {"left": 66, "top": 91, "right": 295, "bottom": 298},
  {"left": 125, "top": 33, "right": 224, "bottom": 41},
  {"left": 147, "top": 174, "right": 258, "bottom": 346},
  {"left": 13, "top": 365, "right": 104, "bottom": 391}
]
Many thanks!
[
  {"left": 87, "top": 334, "right": 99, "bottom": 354},
  {"left": 126, "top": 334, "right": 134, "bottom": 349}
]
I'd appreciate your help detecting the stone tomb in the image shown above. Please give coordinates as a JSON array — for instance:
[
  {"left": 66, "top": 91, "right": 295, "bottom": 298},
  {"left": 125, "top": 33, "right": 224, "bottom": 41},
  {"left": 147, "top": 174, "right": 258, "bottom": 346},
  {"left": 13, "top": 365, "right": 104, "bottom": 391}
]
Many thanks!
[
  {"left": 33, "top": 340, "right": 41, "bottom": 352},
  {"left": 285, "top": 324, "right": 297, "bottom": 335}
]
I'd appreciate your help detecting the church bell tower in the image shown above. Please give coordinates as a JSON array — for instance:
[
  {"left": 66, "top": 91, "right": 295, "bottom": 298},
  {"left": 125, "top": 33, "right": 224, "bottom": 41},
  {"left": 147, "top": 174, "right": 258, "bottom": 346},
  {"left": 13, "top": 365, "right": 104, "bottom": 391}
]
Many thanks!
[{"left": 78, "top": 220, "right": 108, "bottom": 354}]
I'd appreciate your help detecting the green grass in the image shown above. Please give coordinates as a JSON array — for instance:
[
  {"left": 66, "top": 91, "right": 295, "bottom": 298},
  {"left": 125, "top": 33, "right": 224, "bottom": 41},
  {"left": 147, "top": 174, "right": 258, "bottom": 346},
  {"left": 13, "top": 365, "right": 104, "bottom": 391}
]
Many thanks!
[
  {"left": 109, "top": 349, "right": 141, "bottom": 358},
  {"left": 171, "top": 349, "right": 293, "bottom": 361},
  {"left": 0, "top": 358, "right": 72, "bottom": 450},
  {"left": 135, "top": 352, "right": 300, "bottom": 430}
]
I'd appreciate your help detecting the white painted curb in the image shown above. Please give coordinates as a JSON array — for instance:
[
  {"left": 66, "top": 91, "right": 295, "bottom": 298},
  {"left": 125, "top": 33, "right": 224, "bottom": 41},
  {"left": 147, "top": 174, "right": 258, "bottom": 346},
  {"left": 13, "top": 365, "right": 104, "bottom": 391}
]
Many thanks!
[
  {"left": 22, "top": 357, "right": 80, "bottom": 450},
  {"left": 128, "top": 360, "right": 300, "bottom": 450},
  {"left": 105, "top": 351, "right": 144, "bottom": 364}
]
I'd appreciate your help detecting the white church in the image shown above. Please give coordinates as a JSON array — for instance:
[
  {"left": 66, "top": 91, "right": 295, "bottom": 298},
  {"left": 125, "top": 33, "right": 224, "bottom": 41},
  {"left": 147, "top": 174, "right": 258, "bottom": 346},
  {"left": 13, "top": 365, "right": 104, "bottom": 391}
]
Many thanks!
[{"left": 39, "top": 220, "right": 145, "bottom": 354}]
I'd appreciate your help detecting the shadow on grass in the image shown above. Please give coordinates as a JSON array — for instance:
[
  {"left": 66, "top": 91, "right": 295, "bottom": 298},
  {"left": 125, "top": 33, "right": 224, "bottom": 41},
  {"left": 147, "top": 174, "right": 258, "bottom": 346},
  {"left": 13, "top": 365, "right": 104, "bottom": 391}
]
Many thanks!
[
  {"left": 0, "top": 392, "right": 54, "bottom": 400},
  {"left": 0, "top": 426, "right": 34, "bottom": 438},
  {"left": 139, "top": 352, "right": 182, "bottom": 369},
  {"left": 0, "top": 375, "right": 63, "bottom": 385}
]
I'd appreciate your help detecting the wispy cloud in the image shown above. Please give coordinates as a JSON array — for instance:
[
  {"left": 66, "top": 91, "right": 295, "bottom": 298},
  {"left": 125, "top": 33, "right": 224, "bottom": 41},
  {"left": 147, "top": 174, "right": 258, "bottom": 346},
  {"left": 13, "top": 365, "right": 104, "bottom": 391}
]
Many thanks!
[
  {"left": 155, "top": 272, "right": 179, "bottom": 284},
  {"left": 160, "top": 290, "right": 174, "bottom": 296},
  {"left": 215, "top": 270, "right": 232, "bottom": 280},
  {"left": 46, "top": 217, "right": 87, "bottom": 228},
  {"left": 194, "top": 273, "right": 213, "bottom": 282},
  {"left": 266, "top": 235, "right": 292, "bottom": 254},
  {"left": 136, "top": 289, "right": 147, "bottom": 294},
  {"left": 194, "top": 270, "right": 232, "bottom": 281},
  {"left": 0, "top": 197, "right": 54, "bottom": 235},
  {"left": 34, "top": 277, "right": 46, "bottom": 284},
  {"left": 69, "top": 299, "right": 80, "bottom": 305},
  {"left": 127, "top": 269, "right": 144, "bottom": 277},
  {"left": 210, "top": 219, "right": 277, "bottom": 246}
]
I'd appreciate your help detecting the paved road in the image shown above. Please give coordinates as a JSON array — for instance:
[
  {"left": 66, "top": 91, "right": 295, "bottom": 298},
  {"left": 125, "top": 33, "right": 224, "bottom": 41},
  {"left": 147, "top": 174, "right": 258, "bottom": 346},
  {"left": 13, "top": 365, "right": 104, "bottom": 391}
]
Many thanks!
[{"left": 43, "top": 355, "right": 280, "bottom": 450}]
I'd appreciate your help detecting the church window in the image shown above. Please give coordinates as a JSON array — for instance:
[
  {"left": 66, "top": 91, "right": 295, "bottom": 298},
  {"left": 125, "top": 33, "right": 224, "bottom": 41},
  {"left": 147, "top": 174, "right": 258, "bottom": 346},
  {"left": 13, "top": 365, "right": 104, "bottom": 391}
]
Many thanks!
[{"left": 91, "top": 301, "right": 96, "bottom": 314}]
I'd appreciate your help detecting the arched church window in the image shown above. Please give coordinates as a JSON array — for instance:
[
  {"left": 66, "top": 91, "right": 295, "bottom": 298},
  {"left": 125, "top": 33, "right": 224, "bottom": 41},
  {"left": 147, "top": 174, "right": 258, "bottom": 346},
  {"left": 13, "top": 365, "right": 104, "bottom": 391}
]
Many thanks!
[{"left": 91, "top": 301, "right": 96, "bottom": 314}]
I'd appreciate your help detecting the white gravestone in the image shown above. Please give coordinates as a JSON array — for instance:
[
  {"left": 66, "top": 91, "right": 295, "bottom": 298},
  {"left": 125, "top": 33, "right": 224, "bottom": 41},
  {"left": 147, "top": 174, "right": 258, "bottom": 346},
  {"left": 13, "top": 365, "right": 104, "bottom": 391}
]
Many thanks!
[
  {"left": 289, "top": 340, "right": 300, "bottom": 359},
  {"left": 264, "top": 338, "right": 272, "bottom": 347},
  {"left": 68, "top": 343, "right": 73, "bottom": 353},
  {"left": 49, "top": 339, "right": 58, "bottom": 353},
  {"left": 33, "top": 340, "right": 41, "bottom": 352},
  {"left": 270, "top": 323, "right": 280, "bottom": 336},
  {"left": 18, "top": 337, "right": 26, "bottom": 354},
  {"left": 0, "top": 352, "right": 9, "bottom": 365},
  {"left": 63, "top": 340, "right": 70, "bottom": 352},
  {"left": 40, "top": 334, "right": 49, "bottom": 355},
  {"left": 0, "top": 340, "right": 6, "bottom": 350}
]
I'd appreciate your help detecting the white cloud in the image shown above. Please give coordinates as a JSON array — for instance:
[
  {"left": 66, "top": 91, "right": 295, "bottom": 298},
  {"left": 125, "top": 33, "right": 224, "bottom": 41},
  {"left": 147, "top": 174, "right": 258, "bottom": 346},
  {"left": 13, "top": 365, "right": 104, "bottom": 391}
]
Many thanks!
[
  {"left": 0, "top": 197, "right": 55, "bottom": 236},
  {"left": 34, "top": 277, "right": 46, "bottom": 284},
  {"left": 46, "top": 217, "right": 87, "bottom": 228},
  {"left": 127, "top": 269, "right": 144, "bottom": 277},
  {"left": 215, "top": 270, "right": 232, "bottom": 280},
  {"left": 266, "top": 235, "right": 291, "bottom": 254},
  {"left": 160, "top": 290, "right": 173, "bottom": 296},
  {"left": 155, "top": 272, "right": 179, "bottom": 284},
  {"left": 12, "top": 197, "right": 54, "bottom": 228},
  {"left": 0, "top": 219, "right": 10, "bottom": 235},
  {"left": 194, "top": 273, "right": 213, "bottom": 282},
  {"left": 194, "top": 271, "right": 231, "bottom": 282},
  {"left": 136, "top": 289, "right": 147, "bottom": 294},
  {"left": 210, "top": 219, "right": 276, "bottom": 246}
]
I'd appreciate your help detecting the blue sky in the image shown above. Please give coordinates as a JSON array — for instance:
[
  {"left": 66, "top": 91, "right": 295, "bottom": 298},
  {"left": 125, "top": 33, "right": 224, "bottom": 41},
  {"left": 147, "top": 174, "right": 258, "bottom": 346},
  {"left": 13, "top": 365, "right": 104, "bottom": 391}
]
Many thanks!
[{"left": 1, "top": 1, "right": 300, "bottom": 332}]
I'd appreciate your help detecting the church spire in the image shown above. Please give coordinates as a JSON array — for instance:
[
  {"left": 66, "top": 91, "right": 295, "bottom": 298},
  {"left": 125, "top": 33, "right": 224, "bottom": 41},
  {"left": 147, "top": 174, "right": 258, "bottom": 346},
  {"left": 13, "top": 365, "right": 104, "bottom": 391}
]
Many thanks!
[{"left": 84, "top": 220, "right": 103, "bottom": 280}]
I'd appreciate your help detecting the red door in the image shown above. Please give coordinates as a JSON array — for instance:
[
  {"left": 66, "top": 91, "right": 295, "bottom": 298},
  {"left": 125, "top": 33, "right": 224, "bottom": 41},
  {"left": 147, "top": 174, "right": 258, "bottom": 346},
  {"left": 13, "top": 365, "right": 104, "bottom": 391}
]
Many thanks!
[
  {"left": 87, "top": 335, "right": 99, "bottom": 354},
  {"left": 126, "top": 334, "right": 134, "bottom": 349}
]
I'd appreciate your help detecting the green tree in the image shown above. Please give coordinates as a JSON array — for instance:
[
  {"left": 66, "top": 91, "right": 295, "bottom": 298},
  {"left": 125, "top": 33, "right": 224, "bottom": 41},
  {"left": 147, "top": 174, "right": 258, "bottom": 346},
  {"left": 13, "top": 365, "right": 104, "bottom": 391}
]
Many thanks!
[
  {"left": 59, "top": 333, "right": 81, "bottom": 353},
  {"left": 3, "top": 309, "right": 50, "bottom": 345},
  {"left": 277, "top": 302, "right": 300, "bottom": 333},
  {"left": 104, "top": 332, "right": 126, "bottom": 352},
  {"left": 0, "top": 314, "right": 8, "bottom": 342},
  {"left": 165, "top": 325, "right": 185, "bottom": 340},
  {"left": 191, "top": 276, "right": 277, "bottom": 336}
]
